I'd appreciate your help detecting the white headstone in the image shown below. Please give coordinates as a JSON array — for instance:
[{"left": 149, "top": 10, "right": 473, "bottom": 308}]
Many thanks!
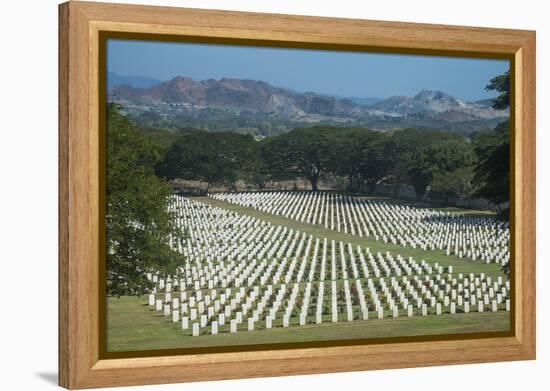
[
  {"left": 211, "top": 321, "right": 218, "bottom": 335},
  {"left": 421, "top": 304, "right": 428, "bottom": 316}
]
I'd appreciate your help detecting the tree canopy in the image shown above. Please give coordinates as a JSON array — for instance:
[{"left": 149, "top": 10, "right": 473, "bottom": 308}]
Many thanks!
[
  {"left": 473, "top": 70, "right": 511, "bottom": 209},
  {"left": 106, "top": 103, "right": 184, "bottom": 296},
  {"left": 329, "top": 128, "right": 392, "bottom": 193},
  {"left": 485, "top": 71, "right": 510, "bottom": 109},
  {"left": 157, "top": 131, "right": 259, "bottom": 191},
  {"left": 154, "top": 124, "right": 482, "bottom": 202},
  {"left": 260, "top": 126, "right": 336, "bottom": 191},
  {"left": 472, "top": 121, "right": 510, "bottom": 206},
  {"left": 389, "top": 129, "right": 476, "bottom": 200}
]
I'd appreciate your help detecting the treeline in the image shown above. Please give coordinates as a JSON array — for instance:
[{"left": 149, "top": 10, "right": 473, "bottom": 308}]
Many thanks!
[{"left": 154, "top": 124, "right": 508, "bottom": 206}]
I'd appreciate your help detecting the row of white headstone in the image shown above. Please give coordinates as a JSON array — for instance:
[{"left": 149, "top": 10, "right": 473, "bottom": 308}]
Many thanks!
[
  {"left": 209, "top": 191, "right": 509, "bottom": 265},
  {"left": 142, "top": 195, "right": 510, "bottom": 337},
  {"left": 148, "top": 273, "right": 510, "bottom": 336},
  {"left": 147, "top": 197, "right": 509, "bottom": 335},
  {"left": 165, "top": 197, "right": 460, "bottom": 292}
]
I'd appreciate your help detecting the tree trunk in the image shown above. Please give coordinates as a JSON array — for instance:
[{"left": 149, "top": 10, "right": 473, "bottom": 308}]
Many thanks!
[
  {"left": 310, "top": 176, "right": 319, "bottom": 191},
  {"left": 392, "top": 183, "right": 400, "bottom": 198},
  {"left": 368, "top": 180, "right": 377, "bottom": 194},
  {"left": 413, "top": 183, "right": 426, "bottom": 201}
]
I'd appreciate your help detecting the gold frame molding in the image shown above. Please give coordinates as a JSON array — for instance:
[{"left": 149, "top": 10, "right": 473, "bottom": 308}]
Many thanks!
[{"left": 59, "top": 1, "right": 536, "bottom": 389}]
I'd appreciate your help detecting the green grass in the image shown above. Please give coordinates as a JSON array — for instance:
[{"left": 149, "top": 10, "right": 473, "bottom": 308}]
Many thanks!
[
  {"left": 107, "top": 295, "right": 510, "bottom": 352},
  {"left": 196, "top": 196, "right": 505, "bottom": 278}
]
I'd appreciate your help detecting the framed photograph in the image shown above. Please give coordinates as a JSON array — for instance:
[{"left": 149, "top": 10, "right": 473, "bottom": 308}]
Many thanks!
[{"left": 59, "top": 1, "right": 536, "bottom": 389}]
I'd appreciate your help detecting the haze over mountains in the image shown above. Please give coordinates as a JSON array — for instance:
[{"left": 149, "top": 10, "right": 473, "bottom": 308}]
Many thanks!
[
  {"left": 108, "top": 74, "right": 508, "bottom": 136},
  {"left": 107, "top": 72, "right": 162, "bottom": 90}
]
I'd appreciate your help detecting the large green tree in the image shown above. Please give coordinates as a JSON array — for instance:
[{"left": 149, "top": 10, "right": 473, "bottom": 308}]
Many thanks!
[
  {"left": 357, "top": 135, "right": 394, "bottom": 194},
  {"left": 431, "top": 166, "right": 476, "bottom": 204},
  {"left": 473, "top": 71, "right": 510, "bottom": 208},
  {"left": 390, "top": 129, "right": 475, "bottom": 200},
  {"left": 106, "top": 104, "right": 183, "bottom": 296},
  {"left": 157, "top": 131, "right": 258, "bottom": 191},
  {"left": 472, "top": 121, "right": 510, "bottom": 206},
  {"left": 485, "top": 70, "right": 510, "bottom": 109},
  {"left": 260, "top": 126, "right": 335, "bottom": 191},
  {"left": 329, "top": 128, "right": 393, "bottom": 193}
]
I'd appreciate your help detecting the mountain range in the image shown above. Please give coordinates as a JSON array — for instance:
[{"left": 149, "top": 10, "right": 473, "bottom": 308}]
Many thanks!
[
  {"left": 108, "top": 76, "right": 508, "bottom": 136},
  {"left": 107, "top": 72, "right": 163, "bottom": 90}
]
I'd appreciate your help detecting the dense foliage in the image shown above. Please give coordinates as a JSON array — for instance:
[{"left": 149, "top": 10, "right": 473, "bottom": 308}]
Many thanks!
[
  {"left": 157, "top": 124, "right": 480, "bottom": 201},
  {"left": 107, "top": 104, "right": 184, "bottom": 296},
  {"left": 485, "top": 71, "right": 510, "bottom": 110},
  {"left": 156, "top": 131, "right": 259, "bottom": 191},
  {"left": 474, "top": 71, "right": 510, "bottom": 208}
]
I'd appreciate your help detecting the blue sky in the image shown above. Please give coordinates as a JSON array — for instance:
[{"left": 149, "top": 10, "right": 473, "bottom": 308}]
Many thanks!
[{"left": 107, "top": 39, "right": 509, "bottom": 101}]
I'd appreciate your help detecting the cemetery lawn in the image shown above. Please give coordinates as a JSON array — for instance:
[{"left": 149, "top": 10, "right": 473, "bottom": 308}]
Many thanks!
[
  {"left": 195, "top": 196, "right": 506, "bottom": 278},
  {"left": 107, "top": 295, "right": 510, "bottom": 352},
  {"left": 106, "top": 196, "right": 509, "bottom": 353}
]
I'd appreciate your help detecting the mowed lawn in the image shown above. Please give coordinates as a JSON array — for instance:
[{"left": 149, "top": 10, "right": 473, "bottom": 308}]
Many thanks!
[{"left": 107, "top": 295, "right": 510, "bottom": 352}]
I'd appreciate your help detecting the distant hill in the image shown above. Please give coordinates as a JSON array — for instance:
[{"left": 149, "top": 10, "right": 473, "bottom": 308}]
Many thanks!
[
  {"left": 108, "top": 76, "right": 508, "bottom": 136},
  {"left": 369, "top": 90, "right": 506, "bottom": 120},
  {"left": 474, "top": 98, "right": 497, "bottom": 108},
  {"left": 107, "top": 72, "right": 162, "bottom": 90},
  {"left": 110, "top": 76, "right": 365, "bottom": 117},
  {"left": 348, "top": 97, "right": 383, "bottom": 106}
]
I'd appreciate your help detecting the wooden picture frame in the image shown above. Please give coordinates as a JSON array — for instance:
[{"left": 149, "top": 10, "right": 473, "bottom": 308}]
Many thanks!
[{"left": 58, "top": 1, "right": 536, "bottom": 389}]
